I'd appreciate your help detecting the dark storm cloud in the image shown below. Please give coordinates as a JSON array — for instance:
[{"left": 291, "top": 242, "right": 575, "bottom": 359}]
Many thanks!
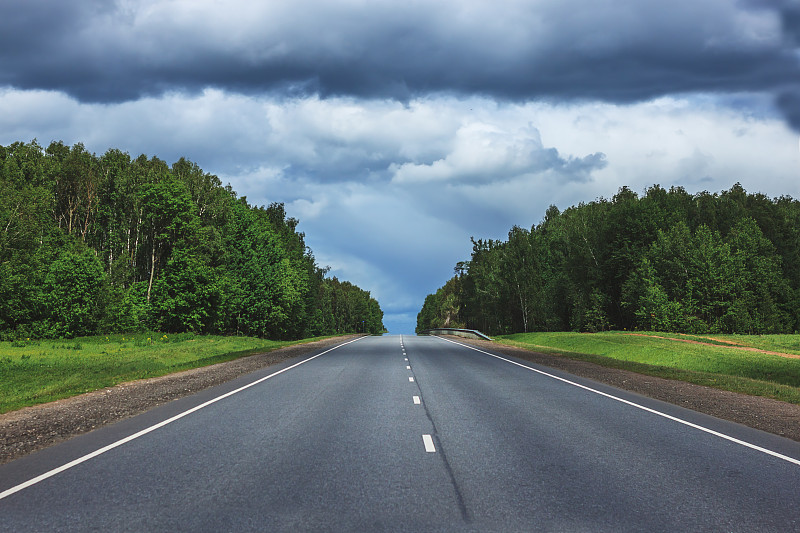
[
  {"left": 2, "top": 1, "right": 800, "bottom": 117},
  {"left": 562, "top": 152, "right": 608, "bottom": 181},
  {"left": 776, "top": 90, "right": 800, "bottom": 130},
  {"left": 772, "top": 0, "right": 800, "bottom": 44},
  {"left": 770, "top": 0, "right": 800, "bottom": 132}
]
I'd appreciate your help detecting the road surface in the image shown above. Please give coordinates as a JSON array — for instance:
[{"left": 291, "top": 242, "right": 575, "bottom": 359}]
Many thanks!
[{"left": 1, "top": 335, "right": 799, "bottom": 531}]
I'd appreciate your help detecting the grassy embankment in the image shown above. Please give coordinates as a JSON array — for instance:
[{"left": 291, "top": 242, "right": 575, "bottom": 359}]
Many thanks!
[
  {"left": 0, "top": 333, "right": 335, "bottom": 414},
  {"left": 495, "top": 331, "right": 800, "bottom": 405}
]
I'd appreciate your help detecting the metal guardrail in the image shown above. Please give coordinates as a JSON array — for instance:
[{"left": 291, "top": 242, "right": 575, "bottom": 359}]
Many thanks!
[{"left": 419, "top": 328, "right": 493, "bottom": 341}]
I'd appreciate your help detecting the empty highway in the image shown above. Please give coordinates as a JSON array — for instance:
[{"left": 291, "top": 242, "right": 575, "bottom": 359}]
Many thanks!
[{"left": 1, "top": 335, "right": 799, "bottom": 531}]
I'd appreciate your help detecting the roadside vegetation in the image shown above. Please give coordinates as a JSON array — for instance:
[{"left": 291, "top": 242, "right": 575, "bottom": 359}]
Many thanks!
[
  {"left": 418, "top": 184, "right": 800, "bottom": 336},
  {"left": 495, "top": 331, "right": 800, "bottom": 404},
  {"left": 0, "top": 140, "right": 385, "bottom": 341},
  {"left": 0, "top": 333, "right": 333, "bottom": 413}
]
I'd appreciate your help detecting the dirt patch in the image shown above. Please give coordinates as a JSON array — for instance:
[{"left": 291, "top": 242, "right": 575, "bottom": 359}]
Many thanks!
[
  {"left": 693, "top": 335, "right": 746, "bottom": 346},
  {"left": 450, "top": 336, "right": 800, "bottom": 443},
  {"left": 622, "top": 332, "right": 800, "bottom": 359},
  {"left": 0, "top": 335, "right": 360, "bottom": 465}
]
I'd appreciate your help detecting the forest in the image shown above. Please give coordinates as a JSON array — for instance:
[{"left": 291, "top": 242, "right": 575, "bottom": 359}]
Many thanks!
[
  {"left": 0, "top": 140, "right": 385, "bottom": 340},
  {"left": 418, "top": 184, "right": 800, "bottom": 336}
]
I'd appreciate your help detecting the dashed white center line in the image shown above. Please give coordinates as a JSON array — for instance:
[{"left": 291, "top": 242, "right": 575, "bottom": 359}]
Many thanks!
[
  {"left": 406, "top": 365, "right": 411, "bottom": 370},
  {"left": 422, "top": 434, "right": 436, "bottom": 453},
  {"left": 409, "top": 376, "right": 415, "bottom": 382},
  {"left": 413, "top": 395, "right": 421, "bottom": 405}
]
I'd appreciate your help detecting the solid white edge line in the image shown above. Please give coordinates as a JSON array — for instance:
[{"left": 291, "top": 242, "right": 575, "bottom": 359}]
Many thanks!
[
  {"left": 436, "top": 336, "right": 800, "bottom": 468},
  {"left": 422, "top": 434, "right": 436, "bottom": 452},
  {"left": 0, "top": 336, "right": 369, "bottom": 501}
]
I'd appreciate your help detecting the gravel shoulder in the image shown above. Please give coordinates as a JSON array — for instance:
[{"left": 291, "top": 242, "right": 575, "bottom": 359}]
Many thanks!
[
  {"left": 0, "top": 335, "right": 360, "bottom": 465},
  {"left": 3, "top": 333, "right": 799, "bottom": 466},
  {"left": 451, "top": 336, "right": 800, "bottom": 443}
]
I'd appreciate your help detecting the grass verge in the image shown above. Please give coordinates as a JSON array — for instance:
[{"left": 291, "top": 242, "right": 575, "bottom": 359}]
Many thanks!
[
  {"left": 0, "top": 332, "right": 337, "bottom": 414},
  {"left": 495, "top": 331, "right": 800, "bottom": 405}
]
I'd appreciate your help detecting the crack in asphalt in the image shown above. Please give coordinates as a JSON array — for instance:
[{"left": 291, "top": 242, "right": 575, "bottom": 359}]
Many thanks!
[{"left": 402, "top": 337, "right": 471, "bottom": 525}]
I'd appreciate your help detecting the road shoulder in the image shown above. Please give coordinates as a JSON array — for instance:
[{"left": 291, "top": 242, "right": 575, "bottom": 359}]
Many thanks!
[
  {"left": 446, "top": 336, "right": 800, "bottom": 443},
  {"left": 0, "top": 335, "right": 360, "bottom": 465}
]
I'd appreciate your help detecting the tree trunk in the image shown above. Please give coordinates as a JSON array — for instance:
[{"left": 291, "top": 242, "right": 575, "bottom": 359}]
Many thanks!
[{"left": 147, "top": 243, "right": 156, "bottom": 303}]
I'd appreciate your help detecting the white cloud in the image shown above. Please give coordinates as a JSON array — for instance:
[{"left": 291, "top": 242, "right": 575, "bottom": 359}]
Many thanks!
[
  {"left": 526, "top": 96, "right": 800, "bottom": 203},
  {"left": 390, "top": 122, "right": 550, "bottom": 184}
]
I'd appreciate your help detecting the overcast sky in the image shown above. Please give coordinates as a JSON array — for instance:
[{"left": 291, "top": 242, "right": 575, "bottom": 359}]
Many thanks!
[{"left": 3, "top": 0, "right": 800, "bottom": 333}]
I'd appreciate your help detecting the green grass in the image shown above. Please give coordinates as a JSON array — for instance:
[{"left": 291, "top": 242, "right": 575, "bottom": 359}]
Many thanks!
[
  {"left": 495, "top": 331, "right": 800, "bottom": 405},
  {"left": 0, "top": 332, "right": 336, "bottom": 414}
]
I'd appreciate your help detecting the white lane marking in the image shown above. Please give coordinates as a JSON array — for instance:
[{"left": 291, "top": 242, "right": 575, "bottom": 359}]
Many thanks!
[
  {"left": 409, "top": 377, "right": 415, "bottom": 382},
  {"left": 435, "top": 336, "right": 800, "bottom": 467},
  {"left": 413, "top": 396, "right": 421, "bottom": 405},
  {"left": 404, "top": 358, "right": 408, "bottom": 361},
  {"left": 0, "top": 336, "right": 369, "bottom": 501},
  {"left": 422, "top": 434, "right": 436, "bottom": 452},
  {"left": 406, "top": 365, "right": 411, "bottom": 370}
]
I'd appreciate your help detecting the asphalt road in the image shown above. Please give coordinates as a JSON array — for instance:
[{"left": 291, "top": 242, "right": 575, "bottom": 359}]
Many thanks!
[{"left": 2, "top": 335, "right": 800, "bottom": 532}]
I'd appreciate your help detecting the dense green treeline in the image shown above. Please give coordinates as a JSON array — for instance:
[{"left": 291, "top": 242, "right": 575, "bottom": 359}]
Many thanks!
[
  {"left": 0, "top": 140, "right": 384, "bottom": 339},
  {"left": 418, "top": 184, "right": 800, "bottom": 336}
]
